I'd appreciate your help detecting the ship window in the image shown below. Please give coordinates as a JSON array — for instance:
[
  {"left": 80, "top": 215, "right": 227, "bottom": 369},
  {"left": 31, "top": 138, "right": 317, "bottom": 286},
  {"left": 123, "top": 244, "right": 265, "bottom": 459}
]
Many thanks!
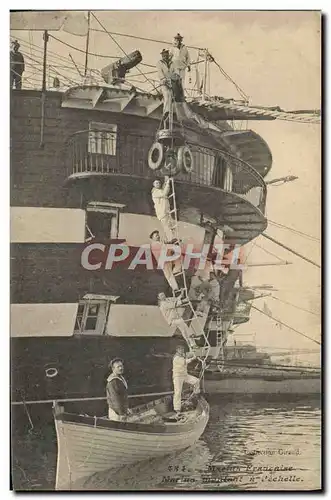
[
  {"left": 74, "top": 295, "right": 119, "bottom": 335},
  {"left": 85, "top": 304, "right": 100, "bottom": 330},
  {"left": 74, "top": 303, "right": 85, "bottom": 331},
  {"left": 85, "top": 202, "right": 125, "bottom": 241},
  {"left": 88, "top": 122, "right": 117, "bottom": 156},
  {"left": 212, "top": 155, "right": 227, "bottom": 188},
  {"left": 74, "top": 301, "right": 106, "bottom": 335}
]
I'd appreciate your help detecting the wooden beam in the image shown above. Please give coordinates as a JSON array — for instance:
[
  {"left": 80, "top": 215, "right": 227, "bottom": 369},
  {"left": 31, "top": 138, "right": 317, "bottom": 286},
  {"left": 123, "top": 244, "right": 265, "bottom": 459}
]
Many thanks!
[
  {"left": 145, "top": 100, "right": 162, "bottom": 116},
  {"left": 91, "top": 88, "right": 104, "bottom": 108},
  {"left": 120, "top": 93, "right": 136, "bottom": 111}
]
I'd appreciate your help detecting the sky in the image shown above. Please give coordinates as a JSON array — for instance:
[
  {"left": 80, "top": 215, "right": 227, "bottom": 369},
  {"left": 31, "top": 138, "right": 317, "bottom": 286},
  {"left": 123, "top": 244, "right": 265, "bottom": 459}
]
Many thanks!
[{"left": 10, "top": 11, "right": 321, "bottom": 362}]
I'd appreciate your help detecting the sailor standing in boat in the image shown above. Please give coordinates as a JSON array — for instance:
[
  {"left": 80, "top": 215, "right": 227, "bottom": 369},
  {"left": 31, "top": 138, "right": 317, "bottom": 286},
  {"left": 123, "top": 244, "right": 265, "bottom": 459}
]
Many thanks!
[
  {"left": 151, "top": 176, "right": 177, "bottom": 242},
  {"left": 172, "top": 345, "right": 200, "bottom": 414},
  {"left": 106, "top": 358, "right": 130, "bottom": 421}
]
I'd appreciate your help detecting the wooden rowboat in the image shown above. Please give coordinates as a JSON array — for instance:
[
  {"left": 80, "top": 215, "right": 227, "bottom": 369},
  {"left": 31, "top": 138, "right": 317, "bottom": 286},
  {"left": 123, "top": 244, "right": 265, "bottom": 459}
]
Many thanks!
[{"left": 54, "top": 394, "right": 209, "bottom": 490}]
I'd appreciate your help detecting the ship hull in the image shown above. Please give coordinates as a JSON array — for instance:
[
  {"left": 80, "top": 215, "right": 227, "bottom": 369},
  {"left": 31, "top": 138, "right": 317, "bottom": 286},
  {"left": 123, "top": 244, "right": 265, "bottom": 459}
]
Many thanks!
[
  {"left": 203, "top": 376, "right": 321, "bottom": 396},
  {"left": 11, "top": 336, "right": 177, "bottom": 403}
]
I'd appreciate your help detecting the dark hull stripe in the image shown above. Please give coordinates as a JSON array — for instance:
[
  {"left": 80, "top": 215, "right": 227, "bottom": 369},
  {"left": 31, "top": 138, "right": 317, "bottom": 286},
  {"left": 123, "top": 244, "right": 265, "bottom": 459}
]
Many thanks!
[{"left": 11, "top": 242, "right": 171, "bottom": 304}]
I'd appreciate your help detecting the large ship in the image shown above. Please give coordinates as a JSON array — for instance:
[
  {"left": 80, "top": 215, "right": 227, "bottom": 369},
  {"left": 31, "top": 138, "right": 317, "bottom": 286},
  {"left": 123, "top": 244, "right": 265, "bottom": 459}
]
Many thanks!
[{"left": 10, "top": 12, "right": 320, "bottom": 408}]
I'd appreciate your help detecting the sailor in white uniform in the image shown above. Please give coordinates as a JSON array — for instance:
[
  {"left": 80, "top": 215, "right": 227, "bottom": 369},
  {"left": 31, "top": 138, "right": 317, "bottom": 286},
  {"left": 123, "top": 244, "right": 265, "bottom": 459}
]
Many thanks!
[
  {"left": 172, "top": 345, "right": 200, "bottom": 413},
  {"left": 151, "top": 176, "right": 176, "bottom": 242},
  {"left": 156, "top": 48, "right": 175, "bottom": 119},
  {"left": 169, "top": 33, "right": 191, "bottom": 84}
]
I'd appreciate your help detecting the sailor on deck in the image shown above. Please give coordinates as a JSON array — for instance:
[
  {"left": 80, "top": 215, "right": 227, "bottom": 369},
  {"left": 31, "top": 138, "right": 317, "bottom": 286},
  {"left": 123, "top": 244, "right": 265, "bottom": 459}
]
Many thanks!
[
  {"left": 169, "top": 33, "right": 191, "bottom": 83},
  {"left": 106, "top": 358, "right": 130, "bottom": 421},
  {"left": 151, "top": 176, "right": 176, "bottom": 242},
  {"left": 10, "top": 40, "right": 25, "bottom": 90},
  {"left": 156, "top": 49, "right": 174, "bottom": 119},
  {"left": 172, "top": 345, "right": 199, "bottom": 413}
]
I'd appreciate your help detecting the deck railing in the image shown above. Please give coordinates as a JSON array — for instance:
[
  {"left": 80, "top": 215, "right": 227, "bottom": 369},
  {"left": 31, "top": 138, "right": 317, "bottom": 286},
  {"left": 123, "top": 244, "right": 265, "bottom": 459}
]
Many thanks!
[{"left": 66, "top": 130, "right": 267, "bottom": 214}]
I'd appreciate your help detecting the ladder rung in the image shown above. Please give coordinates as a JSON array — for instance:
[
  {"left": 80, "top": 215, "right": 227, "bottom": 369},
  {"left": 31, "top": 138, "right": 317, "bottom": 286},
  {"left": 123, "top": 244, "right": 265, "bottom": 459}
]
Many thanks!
[
  {"left": 169, "top": 209, "right": 177, "bottom": 214},
  {"left": 174, "top": 288, "right": 188, "bottom": 294},
  {"left": 173, "top": 270, "right": 184, "bottom": 277},
  {"left": 168, "top": 193, "right": 175, "bottom": 198}
]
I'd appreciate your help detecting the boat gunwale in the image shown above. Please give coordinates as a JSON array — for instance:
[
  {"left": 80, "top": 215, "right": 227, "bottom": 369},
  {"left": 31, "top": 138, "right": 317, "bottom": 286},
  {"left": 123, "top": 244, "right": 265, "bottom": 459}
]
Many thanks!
[{"left": 54, "top": 396, "right": 209, "bottom": 435}]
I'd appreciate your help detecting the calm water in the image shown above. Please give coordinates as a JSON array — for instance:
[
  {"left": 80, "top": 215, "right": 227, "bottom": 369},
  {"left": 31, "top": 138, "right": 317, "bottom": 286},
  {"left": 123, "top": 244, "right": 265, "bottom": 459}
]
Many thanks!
[{"left": 11, "top": 396, "right": 321, "bottom": 491}]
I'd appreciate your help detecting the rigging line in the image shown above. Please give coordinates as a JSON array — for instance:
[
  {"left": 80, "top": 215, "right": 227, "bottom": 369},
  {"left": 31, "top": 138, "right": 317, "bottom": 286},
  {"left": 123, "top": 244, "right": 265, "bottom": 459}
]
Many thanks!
[
  {"left": 91, "top": 12, "right": 159, "bottom": 94},
  {"left": 242, "top": 239, "right": 258, "bottom": 264},
  {"left": 251, "top": 304, "right": 321, "bottom": 346},
  {"left": 23, "top": 49, "right": 84, "bottom": 79},
  {"left": 261, "top": 233, "right": 321, "bottom": 269},
  {"left": 21, "top": 74, "right": 40, "bottom": 87},
  {"left": 11, "top": 35, "right": 86, "bottom": 70},
  {"left": 210, "top": 56, "right": 248, "bottom": 101},
  {"left": 270, "top": 295, "right": 320, "bottom": 317},
  {"left": 24, "top": 54, "right": 81, "bottom": 86},
  {"left": 268, "top": 219, "right": 320, "bottom": 243},
  {"left": 90, "top": 27, "right": 203, "bottom": 51},
  {"left": 24, "top": 51, "right": 81, "bottom": 80},
  {"left": 24, "top": 60, "right": 81, "bottom": 84},
  {"left": 48, "top": 32, "right": 156, "bottom": 69},
  {"left": 254, "top": 242, "right": 285, "bottom": 262}
]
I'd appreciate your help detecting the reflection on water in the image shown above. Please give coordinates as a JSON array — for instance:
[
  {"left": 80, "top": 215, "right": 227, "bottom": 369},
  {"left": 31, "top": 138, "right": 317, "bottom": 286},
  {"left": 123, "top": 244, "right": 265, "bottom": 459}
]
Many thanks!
[{"left": 11, "top": 397, "right": 321, "bottom": 491}]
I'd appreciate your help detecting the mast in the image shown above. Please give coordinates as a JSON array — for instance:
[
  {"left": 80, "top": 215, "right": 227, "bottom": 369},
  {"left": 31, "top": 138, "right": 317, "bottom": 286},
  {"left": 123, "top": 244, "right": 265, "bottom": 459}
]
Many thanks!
[
  {"left": 202, "top": 49, "right": 208, "bottom": 99},
  {"left": 84, "top": 11, "right": 91, "bottom": 78},
  {"left": 39, "top": 29, "right": 49, "bottom": 148}
]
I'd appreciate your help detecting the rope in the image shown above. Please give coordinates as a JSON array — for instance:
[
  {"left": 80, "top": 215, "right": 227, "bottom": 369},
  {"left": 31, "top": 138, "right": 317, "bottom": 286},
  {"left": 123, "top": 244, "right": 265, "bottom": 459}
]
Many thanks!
[
  {"left": 11, "top": 35, "right": 87, "bottom": 74},
  {"left": 50, "top": 32, "right": 156, "bottom": 70},
  {"left": 254, "top": 242, "right": 286, "bottom": 262},
  {"left": 251, "top": 304, "right": 321, "bottom": 346},
  {"left": 268, "top": 219, "right": 320, "bottom": 243},
  {"left": 24, "top": 53, "right": 82, "bottom": 87},
  {"left": 261, "top": 233, "right": 320, "bottom": 268},
  {"left": 270, "top": 295, "right": 320, "bottom": 317},
  {"left": 90, "top": 27, "right": 203, "bottom": 51},
  {"left": 208, "top": 53, "right": 248, "bottom": 101}
]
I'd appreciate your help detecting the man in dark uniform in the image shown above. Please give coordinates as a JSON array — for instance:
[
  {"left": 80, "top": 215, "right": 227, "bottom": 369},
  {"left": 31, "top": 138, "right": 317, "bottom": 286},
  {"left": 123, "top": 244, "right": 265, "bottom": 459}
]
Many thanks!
[
  {"left": 106, "top": 358, "right": 129, "bottom": 421},
  {"left": 10, "top": 40, "right": 25, "bottom": 89}
]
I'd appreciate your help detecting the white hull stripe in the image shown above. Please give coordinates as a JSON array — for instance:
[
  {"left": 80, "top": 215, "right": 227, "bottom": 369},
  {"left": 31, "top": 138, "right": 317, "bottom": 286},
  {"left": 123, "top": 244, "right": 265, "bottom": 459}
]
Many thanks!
[
  {"left": 10, "top": 304, "right": 173, "bottom": 338},
  {"left": 10, "top": 208, "right": 205, "bottom": 244}
]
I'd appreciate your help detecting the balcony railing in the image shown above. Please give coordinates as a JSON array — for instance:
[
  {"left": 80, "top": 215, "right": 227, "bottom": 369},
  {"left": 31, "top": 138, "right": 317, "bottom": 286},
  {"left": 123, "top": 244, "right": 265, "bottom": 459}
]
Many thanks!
[{"left": 66, "top": 130, "right": 267, "bottom": 214}]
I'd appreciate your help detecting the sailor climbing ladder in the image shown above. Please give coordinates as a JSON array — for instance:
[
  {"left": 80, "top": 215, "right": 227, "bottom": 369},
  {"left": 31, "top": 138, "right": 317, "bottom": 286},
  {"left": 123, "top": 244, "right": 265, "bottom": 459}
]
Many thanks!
[
  {"left": 150, "top": 76, "right": 213, "bottom": 372},
  {"left": 165, "top": 176, "right": 213, "bottom": 369}
]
